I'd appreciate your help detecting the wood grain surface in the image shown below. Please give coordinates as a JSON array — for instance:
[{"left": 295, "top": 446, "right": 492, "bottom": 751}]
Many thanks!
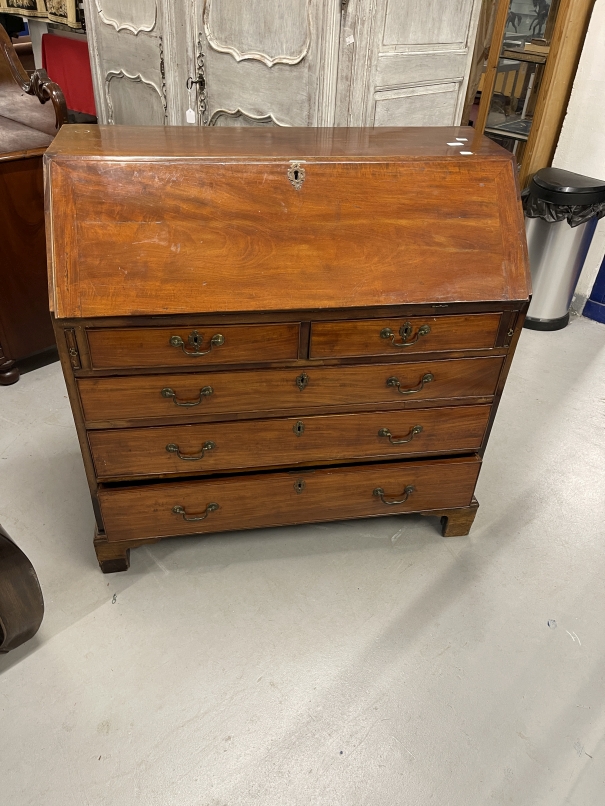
[
  {"left": 46, "top": 127, "right": 530, "bottom": 318},
  {"left": 87, "top": 323, "right": 301, "bottom": 369},
  {"left": 310, "top": 313, "right": 502, "bottom": 358},
  {"left": 0, "top": 157, "right": 55, "bottom": 362},
  {"left": 78, "top": 356, "right": 504, "bottom": 425},
  {"left": 98, "top": 455, "right": 482, "bottom": 543},
  {"left": 89, "top": 404, "right": 491, "bottom": 480},
  {"left": 45, "top": 125, "right": 511, "bottom": 160}
]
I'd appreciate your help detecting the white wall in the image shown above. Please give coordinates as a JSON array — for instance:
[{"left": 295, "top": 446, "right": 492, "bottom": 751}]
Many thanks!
[{"left": 552, "top": 0, "right": 605, "bottom": 313}]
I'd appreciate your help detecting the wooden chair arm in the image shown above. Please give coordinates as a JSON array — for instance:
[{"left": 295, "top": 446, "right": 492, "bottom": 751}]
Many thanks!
[
  {"left": 0, "top": 23, "right": 68, "bottom": 131},
  {"left": 0, "top": 523, "right": 44, "bottom": 653}
]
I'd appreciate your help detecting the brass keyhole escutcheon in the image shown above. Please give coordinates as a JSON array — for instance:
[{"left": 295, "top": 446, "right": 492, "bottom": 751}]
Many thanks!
[
  {"left": 296, "top": 372, "right": 309, "bottom": 391},
  {"left": 288, "top": 161, "right": 306, "bottom": 190},
  {"left": 294, "top": 479, "right": 306, "bottom": 494},
  {"left": 293, "top": 420, "right": 305, "bottom": 436}
]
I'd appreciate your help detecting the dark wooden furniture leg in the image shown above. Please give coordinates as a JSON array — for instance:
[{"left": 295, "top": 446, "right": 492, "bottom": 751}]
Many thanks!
[
  {"left": 421, "top": 497, "right": 479, "bottom": 537},
  {"left": 0, "top": 343, "right": 19, "bottom": 385},
  {"left": 0, "top": 523, "right": 44, "bottom": 652},
  {"left": 94, "top": 531, "right": 131, "bottom": 573},
  {"left": 94, "top": 531, "right": 160, "bottom": 573}
]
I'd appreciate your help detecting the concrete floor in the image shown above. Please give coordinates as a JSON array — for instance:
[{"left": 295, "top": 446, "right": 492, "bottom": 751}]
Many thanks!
[{"left": 1, "top": 316, "right": 604, "bottom": 806}]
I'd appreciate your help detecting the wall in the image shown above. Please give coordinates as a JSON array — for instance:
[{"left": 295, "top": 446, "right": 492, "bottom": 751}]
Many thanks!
[{"left": 552, "top": 0, "right": 605, "bottom": 313}]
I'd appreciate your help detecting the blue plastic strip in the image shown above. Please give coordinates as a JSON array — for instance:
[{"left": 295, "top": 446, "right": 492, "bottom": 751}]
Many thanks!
[
  {"left": 588, "top": 254, "right": 605, "bottom": 304},
  {"left": 583, "top": 298, "right": 605, "bottom": 324}
]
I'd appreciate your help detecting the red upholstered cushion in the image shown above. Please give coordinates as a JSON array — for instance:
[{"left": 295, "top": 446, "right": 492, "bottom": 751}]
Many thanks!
[{"left": 41, "top": 34, "right": 96, "bottom": 116}]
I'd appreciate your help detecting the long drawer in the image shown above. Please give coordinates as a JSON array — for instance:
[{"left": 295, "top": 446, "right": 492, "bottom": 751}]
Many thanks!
[
  {"left": 89, "top": 405, "right": 491, "bottom": 480},
  {"left": 78, "top": 357, "right": 504, "bottom": 424},
  {"left": 310, "top": 313, "right": 502, "bottom": 358},
  {"left": 98, "top": 455, "right": 481, "bottom": 542},
  {"left": 86, "top": 323, "right": 301, "bottom": 369}
]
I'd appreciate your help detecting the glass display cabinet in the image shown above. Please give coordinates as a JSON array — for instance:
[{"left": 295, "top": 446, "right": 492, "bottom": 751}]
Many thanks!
[{"left": 474, "top": 0, "right": 594, "bottom": 188}]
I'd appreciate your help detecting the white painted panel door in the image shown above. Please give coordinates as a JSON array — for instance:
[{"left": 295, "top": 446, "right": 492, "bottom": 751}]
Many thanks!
[
  {"left": 335, "top": 0, "right": 483, "bottom": 126},
  {"left": 84, "top": 0, "right": 481, "bottom": 129},
  {"left": 194, "top": 0, "right": 341, "bottom": 127},
  {"left": 83, "top": 0, "right": 196, "bottom": 125}
]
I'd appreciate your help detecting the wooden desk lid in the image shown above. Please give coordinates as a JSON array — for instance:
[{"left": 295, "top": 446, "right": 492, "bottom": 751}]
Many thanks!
[{"left": 45, "top": 125, "right": 530, "bottom": 318}]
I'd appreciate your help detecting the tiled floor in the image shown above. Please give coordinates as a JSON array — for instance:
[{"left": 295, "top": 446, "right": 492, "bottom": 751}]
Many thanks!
[{"left": 1, "top": 316, "right": 604, "bottom": 806}]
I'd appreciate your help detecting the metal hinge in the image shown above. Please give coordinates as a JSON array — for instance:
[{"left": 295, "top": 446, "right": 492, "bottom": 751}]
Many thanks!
[{"left": 65, "top": 328, "right": 81, "bottom": 370}]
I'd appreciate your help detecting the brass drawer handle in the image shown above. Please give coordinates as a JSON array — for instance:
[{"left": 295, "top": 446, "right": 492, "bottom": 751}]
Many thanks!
[
  {"left": 166, "top": 441, "right": 215, "bottom": 460},
  {"left": 386, "top": 372, "right": 433, "bottom": 395},
  {"left": 170, "top": 330, "right": 225, "bottom": 356},
  {"left": 378, "top": 425, "right": 423, "bottom": 445},
  {"left": 380, "top": 322, "right": 431, "bottom": 347},
  {"left": 172, "top": 503, "right": 219, "bottom": 522},
  {"left": 161, "top": 386, "right": 214, "bottom": 407},
  {"left": 373, "top": 485, "right": 415, "bottom": 506}
]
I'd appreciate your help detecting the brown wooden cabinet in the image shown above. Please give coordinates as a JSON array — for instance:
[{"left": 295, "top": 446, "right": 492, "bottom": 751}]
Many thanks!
[
  {"left": 45, "top": 125, "right": 530, "bottom": 573},
  {"left": 0, "top": 24, "right": 67, "bottom": 383}
]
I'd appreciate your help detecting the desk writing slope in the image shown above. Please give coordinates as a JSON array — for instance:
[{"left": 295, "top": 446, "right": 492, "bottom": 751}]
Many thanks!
[{"left": 46, "top": 126, "right": 530, "bottom": 319}]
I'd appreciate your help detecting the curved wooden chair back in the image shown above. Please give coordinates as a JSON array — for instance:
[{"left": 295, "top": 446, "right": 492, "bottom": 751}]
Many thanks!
[{"left": 0, "top": 23, "right": 68, "bottom": 137}]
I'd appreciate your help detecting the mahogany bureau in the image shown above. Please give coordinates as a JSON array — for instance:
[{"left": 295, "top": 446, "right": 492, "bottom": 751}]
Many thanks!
[{"left": 45, "top": 125, "right": 530, "bottom": 573}]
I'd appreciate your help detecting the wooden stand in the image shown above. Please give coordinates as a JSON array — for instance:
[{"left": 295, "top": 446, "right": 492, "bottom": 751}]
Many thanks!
[{"left": 421, "top": 497, "right": 479, "bottom": 537}]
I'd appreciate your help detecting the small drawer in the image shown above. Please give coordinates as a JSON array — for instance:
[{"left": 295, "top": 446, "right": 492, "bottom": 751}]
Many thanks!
[
  {"left": 98, "top": 455, "right": 482, "bottom": 542},
  {"left": 89, "top": 405, "right": 491, "bottom": 480},
  {"left": 310, "top": 314, "right": 502, "bottom": 358},
  {"left": 86, "top": 323, "right": 301, "bottom": 369},
  {"left": 78, "top": 357, "right": 504, "bottom": 425}
]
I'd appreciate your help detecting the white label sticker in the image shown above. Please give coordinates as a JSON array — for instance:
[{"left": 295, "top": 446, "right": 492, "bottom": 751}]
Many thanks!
[
  {"left": 186, "top": 107, "right": 195, "bottom": 124},
  {"left": 345, "top": 34, "right": 355, "bottom": 45}
]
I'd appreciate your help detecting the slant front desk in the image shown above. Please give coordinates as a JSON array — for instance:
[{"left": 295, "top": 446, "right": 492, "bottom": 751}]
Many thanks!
[{"left": 45, "top": 126, "right": 530, "bottom": 573}]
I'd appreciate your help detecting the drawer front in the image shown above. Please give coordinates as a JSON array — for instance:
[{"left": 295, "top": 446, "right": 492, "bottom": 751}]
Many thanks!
[
  {"left": 98, "top": 456, "right": 481, "bottom": 542},
  {"left": 78, "top": 357, "right": 503, "bottom": 424},
  {"left": 87, "top": 323, "right": 300, "bottom": 369},
  {"left": 310, "top": 314, "right": 502, "bottom": 358},
  {"left": 89, "top": 405, "right": 491, "bottom": 480}
]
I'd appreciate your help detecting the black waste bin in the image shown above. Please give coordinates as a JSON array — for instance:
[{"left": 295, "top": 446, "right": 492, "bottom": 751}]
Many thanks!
[{"left": 523, "top": 167, "right": 605, "bottom": 330}]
